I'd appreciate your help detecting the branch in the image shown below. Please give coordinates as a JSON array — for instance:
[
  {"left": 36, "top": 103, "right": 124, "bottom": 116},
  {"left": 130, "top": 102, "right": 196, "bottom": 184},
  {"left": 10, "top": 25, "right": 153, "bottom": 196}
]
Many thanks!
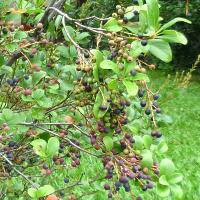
[
  {"left": 36, "top": 125, "right": 101, "bottom": 157},
  {"left": 62, "top": 16, "right": 83, "bottom": 58},
  {"left": 18, "top": 123, "right": 100, "bottom": 157},
  {"left": 0, "top": 152, "right": 39, "bottom": 190},
  {"left": 48, "top": 7, "right": 107, "bottom": 35},
  {"left": 19, "top": 122, "right": 90, "bottom": 137},
  {"left": 5, "top": 51, "right": 22, "bottom": 66}
]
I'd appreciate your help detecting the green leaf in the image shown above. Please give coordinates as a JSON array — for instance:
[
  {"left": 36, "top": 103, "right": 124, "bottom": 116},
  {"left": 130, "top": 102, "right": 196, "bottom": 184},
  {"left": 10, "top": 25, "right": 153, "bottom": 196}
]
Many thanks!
[
  {"left": 158, "top": 17, "right": 191, "bottom": 33},
  {"left": 157, "top": 141, "right": 168, "bottom": 153},
  {"left": 31, "top": 139, "right": 47, "bottom": 157},
  {"left": 158, "top": 30, "right": 187, "bottom": 45},
  {"left": 103, "top": 18, "right": 122, "bottom": 32},
  {"left": 77, "top": 32, "right": 90, "bottom": 41},
  {"left": 55, "top": 15, "right": 62, "bottom": 29},
  {"left": 143, "top": 135, "right": 152, "bottom": 149},
  {"left": 56, "top": 46, "right": 69, "bottom": 58},
  {"left": 171, "top": 184, "right": 183, "bottom": 199},
  {"left": 130, "top": 40, "right": 150, "bottom": 58},
  {"left": 128, "top": 73, "right": 150, "bottom": 82},
  {"left": 0, "top": 55, "right": 5, "bottom": 66},
  {"left": 93, "top": 88, "right": 110, "bottom": 119},
  {"left": 168, "top": 173, "right": 183, "bottom": 184},
  {"left": 36, "top": 185, "right": 55, "bottom": 198},
  {"left": 14, "top": 31, "right": 27, "bottom": 40},
  {"left": 28, "top": 188, "right": 37, "bottom": 198},
  {"left": 37, "top": 97, "right": 53, "bottom": 108},
  {"left": 122, "top": 80, "right": 138, "bottom": 96},
  {"left": 0, "top": 65, "right": 13, "bottom": 75},
  {"left": 160, "top": 158, "right": 175, "bottom": 177},
  {"left": 103, "top": 136, "right": 113, "bottom": 151},
  {"left": 146, "top": 0, "right": 159, "bottom": 31},
  {"left": 149, "top": 39, "right": 172, "bottom": 62},
  {"left": 0, "top": 109, "right": 13, "bottom": 122},
  {"left": 133, "top": 136, "right": 143, "bottom": 150},
  {"left": 90, "top": 49, "right": 104, "bottom": 67},
  {"left": 141, "top": 152, "right": 153, "bottom": 168},
  {"left": 32, "top": 71, "right": 46, "bottom": 85},
  {"left": 31, "top": 106, "right": 45, "bottom": 120},
  {"left": 93, "top": 65, "right": 99, "bottom": 82},
  {"left": 124, "top": 60, "right": 137, "bottom": 76},
  {"left": 59, "top": 79, "right": 73, "bottom": 91},
  {"left": 108, "top": 79, "right": 118, "bottom": 90},
  {"left": 159, "top": 175, "right": 169, "bottom": 186},
  {"left": 62, "top": 26, "right": 75, "bottom": 41},
  {"left": 46, "top": 137, "right": 59, "bottom": 157},
  {"left": 32, "top": 89, "right": 44, "bottom": 100},
  {"left": 100, "top": 60, "right": 120, "bottom": 75},
  {"left": 156, "top": 183, "right": 170, "bottom": 198}
]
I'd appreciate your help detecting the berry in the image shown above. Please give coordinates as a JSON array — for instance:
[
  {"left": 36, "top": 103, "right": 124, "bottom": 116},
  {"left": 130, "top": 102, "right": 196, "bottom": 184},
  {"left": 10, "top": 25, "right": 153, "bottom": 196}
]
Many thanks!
[
  {"left": 99, "top": 75, "right": 103, "bottom": 82},
  {"left": 100, "top": 104, "right": 107, "bottom": 111},
  {"left": 8, "top": 141, "right": 16, "bottom": 147},
  {"left": 138, "top": 89, "right": 144, "bottom": 97},
  {"left": 64, "top": 178, "right": 69, "bottom": 183},
  {"left": 153, "top": 94, "right": 159, "bottom": 100},
  {"left": 60, "top": 191, "right": 64, "bottom": 196},
  {"left": 118, "top": 160, "right": 124, "bottom": 166},
  {"left": 130, "top": 69, "right": 137, "bottom": 76},
  {"left": 84, "top": 52, "right": 90, "bottom": 58},
  {"left": 115, "top": 182, "right": 121, "bottom": 187},
  {"left": 24, "top": 13, "right": 29, "bottom": 17},
  {"left": 24, "top": 89, "right": 32, "bottom": 96},
  {"left": 138, "top": 53, "right": 144, "bottom": 59},
  {"left": 156, "top": 108, "right": 162, "bottom": 114},
  {"left": 142, "top": 185, "right": 147, "bottom": 191},
  {"left": 134, "top": 10, "right": 139, "bottom": 15},
  {"left": 108, "top": 193, "right": 112, "bottom": 198},
  {"left": 156, "top": 131, "right": 162, "bottom": 138},
  {"left": 145, "top": 109, "right": 151, "bottom": 115},
  {"left": 133, "top": 166, "right": 138, "bottom": 172},
  {"left": 104, "top": 184, "right": 110, "bottom": 190},
  {"left": 151, "top": 131, "right": 157, "bottom": 137},
  {"left": 136, "top": 197, "right": 142, "bottom": 200},
  {"left": 2, "top": 28, "right": 8, "bottom": 34},
  {"left": 140, "top": 101, "right": 146, "bottom": 107},
  {"left": 123, "top": 17, "right": 129, "bottom": 24},
  {"left": 107, "top": 55, "right": 113, "bottom": 60},
  {"left": 141, "top": 40, "right": 147, "bottom": 46},
  {"left": 138, "top": 34, "right": 143, "bottom": 39},
  {"left": 133, "top": 0, "right": 138, "bottom": 5},
  {"left": 22, "top": 57, "right": 27, "bottom": 61},
  {"left": 37, "top": 23, "right": 43, "bottom": 29},
  {"left": 43, "top": 164, "right": 48, "bottom": 169}
]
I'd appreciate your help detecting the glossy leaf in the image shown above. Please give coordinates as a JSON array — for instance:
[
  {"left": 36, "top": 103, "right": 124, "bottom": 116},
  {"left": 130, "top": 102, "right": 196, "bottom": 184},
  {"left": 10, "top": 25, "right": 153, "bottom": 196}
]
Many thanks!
[
  {"left": 122, "top": 80, "right": 138, "bottom": 96},
  {"left": 149, "top": 39, "right": 172, "bottom": 62},
  {"left": 103, "top": 136, "right": 113, "bottom": 151},
  {"left": 103, "top": 18, "right": 122, "bottom": 32}
]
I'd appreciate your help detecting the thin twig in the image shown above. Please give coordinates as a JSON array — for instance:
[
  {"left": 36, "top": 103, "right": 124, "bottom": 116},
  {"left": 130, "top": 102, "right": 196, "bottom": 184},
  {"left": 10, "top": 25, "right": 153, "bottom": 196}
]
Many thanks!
[{"left": 0, "top": 152, "right": 39, "bottom": 190}]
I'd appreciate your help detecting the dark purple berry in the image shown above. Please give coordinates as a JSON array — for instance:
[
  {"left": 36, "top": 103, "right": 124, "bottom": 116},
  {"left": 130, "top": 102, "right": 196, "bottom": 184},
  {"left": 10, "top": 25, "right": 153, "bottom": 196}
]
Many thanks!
[
  {"left": 138, "top": 34, "right": 143, "bottom": 39},
  {"left": 133, "top": 0, "right": 138, "bottom": 5},
  {"left": 123, "top": 17, "right": 129, "bottom": 24},
  {"left": 141, "top": 40, "right": 147, "bottom": 46},
  {"left": 84, "top": 52, "right": 90, "bottom": 58},
  {"left": 145, "top": 109, "right": 151, "bottom": 115},
  {"left": 153, "top": 94, "right": 159, "bottom": 100},
  {"left": 134, "top": 10, "right": 139, "bottom": 15},
  {"left": 138, "top": 89, "right": 144, "bottom": 97},
  {"left": 130, "top": 69, "right": 137, "bottom": 76},
  {"left": 100, "top": 104, "right": 107, "bottom": 111},
  {"left": 140, "top": 100, "right": 146, "bottom": 107},
  {"left": 43, "top": 164, "right": 48, "bottom": 170},
  {"left": 104, "top": 184, "right": 110, "bottom": 190}
]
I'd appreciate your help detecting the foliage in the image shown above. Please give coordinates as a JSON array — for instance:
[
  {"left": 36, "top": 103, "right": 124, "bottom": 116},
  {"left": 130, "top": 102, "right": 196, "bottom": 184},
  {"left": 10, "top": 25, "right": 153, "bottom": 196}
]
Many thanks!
[{"left": 0, "top": 0, "right": 191, "bottom": 199}]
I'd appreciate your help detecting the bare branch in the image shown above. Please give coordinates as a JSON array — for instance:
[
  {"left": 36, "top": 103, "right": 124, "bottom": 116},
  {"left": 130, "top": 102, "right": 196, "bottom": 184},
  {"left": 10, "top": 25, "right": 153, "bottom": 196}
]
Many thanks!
[
  {"left": 48, "top": 7, "right": 107, "bottom": 35},
  {"left": 19, "top": 122, "right": 90, "bottom": 137},
  {"left": 35, "top": 125, "right": 101, "bottom": 157}
]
